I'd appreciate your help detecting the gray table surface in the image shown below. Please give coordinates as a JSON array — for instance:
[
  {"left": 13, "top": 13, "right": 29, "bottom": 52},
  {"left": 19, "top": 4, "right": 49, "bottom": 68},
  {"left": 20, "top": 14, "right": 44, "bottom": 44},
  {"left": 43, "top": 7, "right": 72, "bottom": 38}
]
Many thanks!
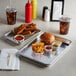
[{"left": 0, "top": 0, "right": 76, "bottom": 76}]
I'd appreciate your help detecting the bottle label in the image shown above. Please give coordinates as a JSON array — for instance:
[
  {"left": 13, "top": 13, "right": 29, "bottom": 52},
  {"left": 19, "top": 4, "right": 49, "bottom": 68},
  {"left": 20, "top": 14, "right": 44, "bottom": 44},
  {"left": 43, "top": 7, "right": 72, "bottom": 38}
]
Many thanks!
[{"left": 52, "top": 1, "right": 63, "bottom": 20}]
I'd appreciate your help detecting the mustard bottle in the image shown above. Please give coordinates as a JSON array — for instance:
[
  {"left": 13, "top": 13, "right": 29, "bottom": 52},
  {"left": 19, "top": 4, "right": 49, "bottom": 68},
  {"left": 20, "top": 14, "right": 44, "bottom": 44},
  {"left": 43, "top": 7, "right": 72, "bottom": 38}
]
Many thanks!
[{"left": 31, "top": 0, "right": 37, "bottom": 19}]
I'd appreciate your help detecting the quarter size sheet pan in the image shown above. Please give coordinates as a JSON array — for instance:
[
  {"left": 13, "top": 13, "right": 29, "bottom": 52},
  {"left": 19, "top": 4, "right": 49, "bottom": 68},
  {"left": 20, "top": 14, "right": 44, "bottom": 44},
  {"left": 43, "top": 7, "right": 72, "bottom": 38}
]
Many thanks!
[{"left": 17, "top": 34, "right": 72, "bottom": 66}]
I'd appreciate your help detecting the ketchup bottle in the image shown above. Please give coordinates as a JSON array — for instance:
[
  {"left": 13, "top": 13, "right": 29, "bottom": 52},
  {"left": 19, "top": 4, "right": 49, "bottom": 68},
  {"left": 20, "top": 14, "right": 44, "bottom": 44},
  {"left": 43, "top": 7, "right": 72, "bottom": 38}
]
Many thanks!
[{"left": 25, "top": 0, "right": 32, "bottom": 23}]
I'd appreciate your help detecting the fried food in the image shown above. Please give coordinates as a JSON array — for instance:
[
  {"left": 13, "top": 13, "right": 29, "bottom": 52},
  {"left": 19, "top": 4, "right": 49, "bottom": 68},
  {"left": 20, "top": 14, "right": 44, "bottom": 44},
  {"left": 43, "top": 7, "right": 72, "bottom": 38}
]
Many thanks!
[
  {"left": 14, "top": 24, "right": 26, "bottom": 34},
  {"left": 32, "top": 42, "right": 45, "bottom": 53},
  {"left": 26, "top": 23, "right": 37, "bottom": 31},
  {"left": 21, "top": 30, "right": 31, "bottom": 35},
  {"left": 13, "top": 23, "right": 37, "bottom": 35},
  {"left": 25, "top": 27, "right": 37, "bottom": 31},
  {"left": 27, "top": 23, "right": 36, "bottom": 28}
]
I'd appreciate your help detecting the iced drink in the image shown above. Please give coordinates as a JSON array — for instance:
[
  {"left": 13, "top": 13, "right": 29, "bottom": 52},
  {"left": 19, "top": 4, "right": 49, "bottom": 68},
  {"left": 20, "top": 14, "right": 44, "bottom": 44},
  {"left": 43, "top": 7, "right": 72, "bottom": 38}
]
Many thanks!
[
  {"left": 60, "top": 16, "right": 70, "bottom": 35},
  {"left": 6, "top": 8, "right": 17, "bottom": 25}
]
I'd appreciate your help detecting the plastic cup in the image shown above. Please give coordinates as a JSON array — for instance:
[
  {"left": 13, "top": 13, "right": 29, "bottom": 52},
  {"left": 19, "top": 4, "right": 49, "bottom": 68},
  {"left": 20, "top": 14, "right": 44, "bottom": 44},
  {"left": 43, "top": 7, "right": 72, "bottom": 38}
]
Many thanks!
[
  {"left": 59, "top": 16, "right": 70, "bottom": 35},
  {"left": 6, "top": 8, "right": 17, "bottom": 25}
]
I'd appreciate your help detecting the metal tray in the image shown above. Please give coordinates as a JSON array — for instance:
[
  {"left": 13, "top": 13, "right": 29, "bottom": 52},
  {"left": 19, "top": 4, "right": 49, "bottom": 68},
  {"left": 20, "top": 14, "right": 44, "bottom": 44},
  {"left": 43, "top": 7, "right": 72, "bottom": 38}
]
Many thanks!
[
  {"left": 17, "top": 33, "right": 72, "bottom": 66},
  {"left": 4, "top": 29, "right": 41, "bottom": 45}
]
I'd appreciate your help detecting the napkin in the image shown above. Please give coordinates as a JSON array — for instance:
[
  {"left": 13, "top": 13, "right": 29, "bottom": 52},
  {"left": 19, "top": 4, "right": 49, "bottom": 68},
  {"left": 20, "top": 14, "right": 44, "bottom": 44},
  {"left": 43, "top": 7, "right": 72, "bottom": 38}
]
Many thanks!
[{"left": 0, "top": 48, "right": 20, "bottom": 70}]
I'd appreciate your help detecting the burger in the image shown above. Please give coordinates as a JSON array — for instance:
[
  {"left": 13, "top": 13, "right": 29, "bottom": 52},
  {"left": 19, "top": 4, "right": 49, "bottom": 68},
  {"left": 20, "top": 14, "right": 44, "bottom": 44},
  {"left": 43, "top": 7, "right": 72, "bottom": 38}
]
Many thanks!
[{"left": 40, "top": 32, "right": 55, "bottom": 45}]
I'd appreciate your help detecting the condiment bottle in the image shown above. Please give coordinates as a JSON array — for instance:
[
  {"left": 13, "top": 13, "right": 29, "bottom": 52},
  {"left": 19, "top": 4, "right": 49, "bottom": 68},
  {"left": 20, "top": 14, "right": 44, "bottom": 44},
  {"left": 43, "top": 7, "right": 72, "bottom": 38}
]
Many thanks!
[
  {"left": 25, "top": 0, "right": 32, "bottom": 23},
  {"left": 44, "top": 9, "right": 50, "bottom": 22},
  {"left": 42, "top": 6, "right": 48, "bottom": 20},
  {"left": 31, "top": 0, "right": 37, "bottom": 19}
]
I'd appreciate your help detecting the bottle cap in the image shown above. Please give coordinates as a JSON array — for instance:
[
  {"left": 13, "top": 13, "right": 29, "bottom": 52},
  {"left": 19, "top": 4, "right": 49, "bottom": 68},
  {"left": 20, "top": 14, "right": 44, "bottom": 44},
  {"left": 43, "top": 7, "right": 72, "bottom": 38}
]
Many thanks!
[
  {"left": 26, "top": 0, "right": 32, "bottom": 7},
  {"left": 32, "top": 0, "right": 37, "bottom": 3}
]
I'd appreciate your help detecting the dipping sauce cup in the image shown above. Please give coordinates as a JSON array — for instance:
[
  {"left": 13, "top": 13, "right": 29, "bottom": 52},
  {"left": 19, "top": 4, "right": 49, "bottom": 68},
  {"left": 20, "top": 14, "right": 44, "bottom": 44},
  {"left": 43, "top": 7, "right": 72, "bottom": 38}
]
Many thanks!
[
  {"left": 45, "top": 45, "right": 53, "bottom": 58},
  {"left": 59, "top": 16, "right": 70, "bottom": 35},
  {"left": 6, "top": 8, "right": 17, "bottom": 25},
  {"left": 14, "top": 35, "right": 24, "bottom": 43}
]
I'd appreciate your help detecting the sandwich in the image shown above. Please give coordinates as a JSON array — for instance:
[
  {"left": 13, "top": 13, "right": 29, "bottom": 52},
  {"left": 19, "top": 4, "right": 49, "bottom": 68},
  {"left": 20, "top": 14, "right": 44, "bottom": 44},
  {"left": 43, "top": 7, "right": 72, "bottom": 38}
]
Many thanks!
[{"left": 40, "top": 32, "right": 55, "bottom": 45}]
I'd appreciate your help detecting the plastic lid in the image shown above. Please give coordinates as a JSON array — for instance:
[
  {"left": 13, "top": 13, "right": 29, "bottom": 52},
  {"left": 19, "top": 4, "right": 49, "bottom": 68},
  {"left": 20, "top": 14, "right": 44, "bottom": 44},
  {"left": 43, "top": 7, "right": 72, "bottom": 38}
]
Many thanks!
[
  {"left": 6, "top": 7, "right": 17, "bottom": 12},
  {"left": 60, "top": 16, "right": 70, "bottom": 22}
]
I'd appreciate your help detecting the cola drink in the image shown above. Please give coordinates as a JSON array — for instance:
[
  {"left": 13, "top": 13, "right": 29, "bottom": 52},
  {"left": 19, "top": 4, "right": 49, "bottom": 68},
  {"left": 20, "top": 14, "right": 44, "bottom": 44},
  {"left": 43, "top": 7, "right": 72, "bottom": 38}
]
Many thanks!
[
  {"left": 6, "top": 8, "right": 17, "bottom": 25},
  {"left": 60, "top": 16, "right": 70, "bottom": 35}
]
